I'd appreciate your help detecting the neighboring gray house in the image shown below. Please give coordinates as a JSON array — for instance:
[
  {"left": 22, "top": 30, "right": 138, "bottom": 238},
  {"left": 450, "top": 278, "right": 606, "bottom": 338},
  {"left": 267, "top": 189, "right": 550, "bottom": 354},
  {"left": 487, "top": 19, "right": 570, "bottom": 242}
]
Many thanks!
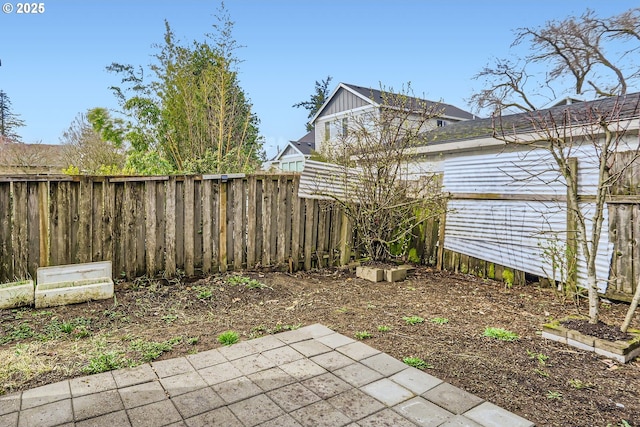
[
  {"left": 311, "top": 82, "right": 475, "bottom": 157},
  {"left": 267, "top": 131, "right": 315, "bottom": 172}
]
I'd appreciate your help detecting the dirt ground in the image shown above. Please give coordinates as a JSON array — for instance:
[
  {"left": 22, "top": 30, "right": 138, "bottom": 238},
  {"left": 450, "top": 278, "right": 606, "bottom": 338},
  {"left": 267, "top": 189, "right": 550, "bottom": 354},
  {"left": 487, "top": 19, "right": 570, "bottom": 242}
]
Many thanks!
[{"left": 1, "top": 266, "right": 639, "bottom": 427}]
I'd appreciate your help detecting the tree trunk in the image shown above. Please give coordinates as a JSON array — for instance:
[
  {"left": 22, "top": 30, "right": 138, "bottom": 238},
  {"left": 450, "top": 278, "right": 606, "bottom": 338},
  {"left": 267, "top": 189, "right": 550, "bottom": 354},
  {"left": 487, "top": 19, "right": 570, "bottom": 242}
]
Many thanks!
[
  {"left": 621, "top": 278, "right": 640, "bottom": 333},
  {"left": 587, "top": 274, "right": 599, "bottom": 324}
]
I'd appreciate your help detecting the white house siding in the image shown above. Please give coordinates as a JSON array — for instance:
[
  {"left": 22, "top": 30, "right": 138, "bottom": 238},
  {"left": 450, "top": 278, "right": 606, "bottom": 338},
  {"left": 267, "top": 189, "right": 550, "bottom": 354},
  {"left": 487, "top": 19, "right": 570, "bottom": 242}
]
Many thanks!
[{"left": 441, "top": 146, "right": 611, "bottom": 292}]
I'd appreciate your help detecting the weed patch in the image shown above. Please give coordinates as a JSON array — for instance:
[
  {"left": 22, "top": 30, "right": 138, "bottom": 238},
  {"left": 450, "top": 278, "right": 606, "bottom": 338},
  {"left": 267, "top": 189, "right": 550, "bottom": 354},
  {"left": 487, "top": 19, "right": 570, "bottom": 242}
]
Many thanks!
[{"left": 483, "top": 327, "right": 519, "bottom": 342}]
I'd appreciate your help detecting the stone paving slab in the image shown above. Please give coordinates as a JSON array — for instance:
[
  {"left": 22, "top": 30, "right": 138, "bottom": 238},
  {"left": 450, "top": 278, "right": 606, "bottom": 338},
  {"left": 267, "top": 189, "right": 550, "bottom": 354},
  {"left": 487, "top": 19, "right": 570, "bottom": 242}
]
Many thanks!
[{"left": 4, "top": 323, "right": 534, "bottom": 427}]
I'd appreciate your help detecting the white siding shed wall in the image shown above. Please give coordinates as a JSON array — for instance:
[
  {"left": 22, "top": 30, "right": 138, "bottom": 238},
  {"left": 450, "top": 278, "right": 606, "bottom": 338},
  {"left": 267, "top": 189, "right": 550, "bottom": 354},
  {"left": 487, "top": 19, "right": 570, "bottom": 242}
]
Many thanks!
[{"left": 441, "top": 146, "right": 611, "bottom": 291}]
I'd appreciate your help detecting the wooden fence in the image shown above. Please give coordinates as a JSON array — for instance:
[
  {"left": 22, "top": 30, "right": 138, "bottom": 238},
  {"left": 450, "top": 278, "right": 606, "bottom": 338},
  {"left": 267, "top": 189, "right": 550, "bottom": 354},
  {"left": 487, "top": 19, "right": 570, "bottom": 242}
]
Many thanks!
[{"left": 0, "top": 174, "right": 355, "bottom": 283}]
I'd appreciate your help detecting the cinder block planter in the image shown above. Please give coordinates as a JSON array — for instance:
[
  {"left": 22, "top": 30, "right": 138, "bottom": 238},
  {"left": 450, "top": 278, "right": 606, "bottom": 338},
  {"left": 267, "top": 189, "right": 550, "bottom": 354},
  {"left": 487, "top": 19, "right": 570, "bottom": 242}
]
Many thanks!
[
  {"left": 542, "top": 323, "right": 640, "bottom": 364},
  {"left": 35, "top": 261, "right": 114, "bottom": 308},
  {"left": 356, "top": 265, "right": 409, "bottom": 283},
  {"left": 0, "top": 280, "right": 34, "bottom": 309}
]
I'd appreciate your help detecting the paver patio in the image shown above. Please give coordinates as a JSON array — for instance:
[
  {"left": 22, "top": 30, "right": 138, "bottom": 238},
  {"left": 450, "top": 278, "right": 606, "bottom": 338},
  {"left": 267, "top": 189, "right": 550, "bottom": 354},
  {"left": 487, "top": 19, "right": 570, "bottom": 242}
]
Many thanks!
[{"left": 0, "top": 324, "right": 534, "bottom": 427}]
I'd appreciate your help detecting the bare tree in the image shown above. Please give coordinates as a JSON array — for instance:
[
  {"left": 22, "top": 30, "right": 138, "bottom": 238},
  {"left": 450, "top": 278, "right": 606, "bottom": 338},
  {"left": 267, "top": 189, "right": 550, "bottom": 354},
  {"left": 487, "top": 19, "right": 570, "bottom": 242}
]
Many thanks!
[
  {"left": 471, "top": 8, "right": 640, "bottom": 325},
  {"left": 60, "top": 112, "right": 126, "bottom": 174},
  {"left": 317, "top": 84, "right": 447, "bottom": 262}
]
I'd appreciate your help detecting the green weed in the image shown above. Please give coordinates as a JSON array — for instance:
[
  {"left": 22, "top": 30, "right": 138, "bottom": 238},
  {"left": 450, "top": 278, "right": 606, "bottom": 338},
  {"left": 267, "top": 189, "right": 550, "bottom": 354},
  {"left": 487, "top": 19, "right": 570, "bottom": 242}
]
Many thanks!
[
  {"left": 526, "top": 350, "right": 549, "bottom": 366},
  {"left": 194, "top": 286, "right": 214, "bottom": 300},
  {"left": 217, "top": 330, "right": 239, "bottom": 346},
  {"left": 0, "top": 323, "right": 36, "bottom": 344},
  {"left": 430, "top": 317, "right": 449, "bottom": 325},
  {"left": 403, "top": 357, "right": 433, "bottom": 370},
  {"left": 227, "top": 275, "right": 269, "bottom": 289},
  {"left": 569, "top": 379, "right": 595, "bottom": 389},
  {"left": 354, "top": 331, "right": 372, "bottom": 340},
  {"left": 129, "top": 339, "right": 174, "bottom": 362},
  {"left": 83, "top": 351, "right": 130, "bottom": 374},
  {"left": 377, "top": 325, "right": 391, "bottom": 332},
  {"left": 483, "top": 327, "right": 519, "bottom": 342},
  {"left": 546, "top": 390, "right": 562, "bottom": 400},
  {"left": 403, "top": 316, "right": 424, "bottom": 325}
]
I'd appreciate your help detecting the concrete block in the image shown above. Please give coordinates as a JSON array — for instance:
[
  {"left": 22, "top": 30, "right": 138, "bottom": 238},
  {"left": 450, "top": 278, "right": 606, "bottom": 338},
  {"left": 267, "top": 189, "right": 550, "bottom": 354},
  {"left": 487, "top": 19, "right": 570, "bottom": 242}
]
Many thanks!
[
  {"left": 356, "top": 266, "right": 384, "bottom": 282},
  {"left": 0, "top": 280, "right": 34, "bottom": 309},
  {"left": 35, "top": 261, "right": 113, "bottom": 308},
  {"left": 385, "top": 267, "right": 407, "bottom": 282}
]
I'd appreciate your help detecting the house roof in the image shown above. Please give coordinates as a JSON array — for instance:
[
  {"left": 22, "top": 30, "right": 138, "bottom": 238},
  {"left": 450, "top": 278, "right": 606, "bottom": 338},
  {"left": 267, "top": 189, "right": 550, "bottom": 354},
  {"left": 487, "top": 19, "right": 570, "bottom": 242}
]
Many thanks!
[
  {"left": 343, "top": 83, "right": 476, "bottom": 120},
  {"left": 0, "top": 140, "right": 66, "bottom": 170},
  {"left": 291, "top": 131, "right": 315, "bottom": 155},
  {"left": 310, "top": 82, "right": 475, "bottom": 124},
  {"left": 423, "top": 92, "right": 640, "bottom": 146},
  {"left": 270, "top": 131, "right": 316, "bottom": 161}
]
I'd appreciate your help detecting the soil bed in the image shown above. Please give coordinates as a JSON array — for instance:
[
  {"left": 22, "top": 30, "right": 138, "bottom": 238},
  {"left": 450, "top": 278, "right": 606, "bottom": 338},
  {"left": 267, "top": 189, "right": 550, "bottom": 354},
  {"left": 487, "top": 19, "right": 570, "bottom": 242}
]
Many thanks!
[
  {"left": 1, "top": 266, "right": 639, "bottom": 426},
  {"left": 561, "top": 319, "right": 632, "bottom": 342}
]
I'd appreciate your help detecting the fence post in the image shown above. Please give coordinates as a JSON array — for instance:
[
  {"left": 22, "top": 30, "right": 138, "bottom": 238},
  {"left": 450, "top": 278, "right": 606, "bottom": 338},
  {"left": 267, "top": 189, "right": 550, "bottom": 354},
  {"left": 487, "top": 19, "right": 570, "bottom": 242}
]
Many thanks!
[
  {"left": 436, "top": 209, "right": 447, "bottom": 270},
  {"left": 219, "top": 178, "right": 228, "bottom": 273},
  {"left": 339, "top": 209, "right": 351, "bottom": 266}
]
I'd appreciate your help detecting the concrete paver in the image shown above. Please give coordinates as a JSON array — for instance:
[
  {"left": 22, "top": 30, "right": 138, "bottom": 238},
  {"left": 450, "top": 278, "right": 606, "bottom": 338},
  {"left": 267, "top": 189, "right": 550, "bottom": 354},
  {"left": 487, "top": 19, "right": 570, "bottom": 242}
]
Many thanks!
[{"left": 8, "top": 323, "right": 534, "bottom": 427}]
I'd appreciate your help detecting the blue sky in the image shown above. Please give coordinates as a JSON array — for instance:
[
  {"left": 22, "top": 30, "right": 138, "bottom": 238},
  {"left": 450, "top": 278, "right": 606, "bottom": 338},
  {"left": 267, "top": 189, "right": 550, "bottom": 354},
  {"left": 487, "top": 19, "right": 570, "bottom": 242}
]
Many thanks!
[{"left": 1, "top": 0, "right": 637, "bottom": 159}]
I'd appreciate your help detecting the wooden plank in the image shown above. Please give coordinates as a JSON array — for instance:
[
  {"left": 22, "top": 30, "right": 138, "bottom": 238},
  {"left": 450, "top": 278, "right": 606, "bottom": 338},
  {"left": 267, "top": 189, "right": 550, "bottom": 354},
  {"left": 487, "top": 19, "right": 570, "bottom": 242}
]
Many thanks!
[
  {"left": 12, "top": 182, "right": 28, "bottom": 277},
  {"left": 233, "top": 178, "right": 244, "bottom": 269},
  {"left": 0, "top": 183, "right": 12, "bottom": 281},
  {"left": 48, "top": 182, "right": 60, "bottom": 266},
  {"left": 26, "top": 182, "right": 40, "bottom": 279},
  {"left": 246, "top": 176, "right": 257, "bottom": 268},
  {"left": 436, "top": 209, "right": 447, "bottom": 270},
  {"left": 284, "top": 178, "right": 293, "bottom": 261},
  {"left": 69, "top": 180, "right": 80, "bottom": 265},
  {"left": 145, "top": 180, "right": 158, "bottom": 276},
  {"left": 339, "top": 208, "right": 351, "bottom": 266},
  {"left": 122, "top": 182, "right": 135, "bottom": 279},
  {"left": 270, "top": 177, "right": 279, "bottom": 264},
  {"left": 276, "top": 175, "right": 287, "bottom": 264},
  {"left": 316, "top": 204, "right": 327, "bottom": 267},
  {"left": 134, "top": 182, "right": 146, "bottom": 277},
  {"left": 103, "top": 180, "right": 115, "bottom": 272},
  {"left": 226, "top": 180, "right": 235, "bottom": 268},
  {"left": 304, "top": 198, "right": 314, "bottom": 270},
  {"left": 290, "top": 178, "right": 301, "bottom": 270},
  {"left": 211, "top": 182, "right": 219, "bottom": 271},
  {"left": 219, "top": 180, "right": 228, "bottom": 272},
  {"left": 201, "top": 180, "right": 212, "bottom": 274},
  {"left": 76, "top": 177, "right": 92, "bottom": 264},
  {"left": 255, "top": 179, "right": 264, "bottom": 266},
  {"left": 38, "top": 182, "right": 49, "bottom": 267},
  {"left": 262, "top": 178, "right": 272, "bottom": 266},
  {"left": 155, "top": 182, "right": 166, "bottom": 273},
  {"left": 184, "top": 177, "right": 195, "bottom": 276},
  {"left": 614, "top": 204, "right": 633, "bottom": 294},
  {"left": 165, "top": 178, "right": 177, "bottom": 277},
  {"left": 91, "top": 181, "right": 103, "bottom": 262},
  {"left": 175, "top": 180, "right": 185, "bottom": 271},
  {"left": 193, "top": 180, "right": 203, "bottom": 270}
]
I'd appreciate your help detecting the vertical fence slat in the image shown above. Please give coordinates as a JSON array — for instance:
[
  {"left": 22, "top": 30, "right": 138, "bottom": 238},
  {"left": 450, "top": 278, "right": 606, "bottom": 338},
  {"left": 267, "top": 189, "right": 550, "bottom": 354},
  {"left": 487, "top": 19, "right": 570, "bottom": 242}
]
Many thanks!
[
  {"left": 12, "top": 182, "right": 28, "bottom": 277},
  {"left": 233, "top": 179, "right": 244, "bottom": 269},
  {"left": 145, "top": 181, "right": 157, "bottom": 276},
  {"left": 91, "top": 181, "right": 103, "bottom": 262},
  {"left": 290, "top": 177, "right": 301, "bottom": 271},
  {"left": 304, "top": 199, "right": 314, "bottom": 270},
  {"left": 246, "top": 176, "right": 257, "bottom": 268},
  {"left": 165, "top": 178, "right": 177, "bottom": 277},
  {"left": 0, "top": 183, "right": 12, "bottom": 281},
  {"left": 262, "top": 178, "right": 272, "bottom": 266},
  {"left": 194, "top": 180, "right": 203, "bottom": 269},
  {"left": 202, "top": 180, "right": 212, "bottom": 274},
  {"left": 276, "top": 176, "right": 287, "bottom": 264},
  {"left": 26, "top": 182, "right": 40, "bottom": 279},
  {"left": 219, "top": 180, "right": 228, "bottom": 272},
  {"left": 184, "top": 177, "right": 195, "bottom": 276}
]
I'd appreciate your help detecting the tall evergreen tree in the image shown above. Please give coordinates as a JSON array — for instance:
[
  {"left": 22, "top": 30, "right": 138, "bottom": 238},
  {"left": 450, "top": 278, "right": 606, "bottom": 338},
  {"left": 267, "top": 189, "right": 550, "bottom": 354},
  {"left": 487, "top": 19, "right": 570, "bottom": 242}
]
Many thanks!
[
  {"left": 293, "top": 76, "right": 332, "bottom": 132},
  {"left": 0, "top": 90, "right": 26, "bottom": 141}
]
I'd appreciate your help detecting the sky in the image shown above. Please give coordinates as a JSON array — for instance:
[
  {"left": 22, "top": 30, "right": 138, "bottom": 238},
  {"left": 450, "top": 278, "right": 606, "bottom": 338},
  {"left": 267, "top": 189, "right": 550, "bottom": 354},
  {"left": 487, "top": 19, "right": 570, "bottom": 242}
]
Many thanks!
[{"left": 1, "top": 0, "right": 638, "bottom": 159}]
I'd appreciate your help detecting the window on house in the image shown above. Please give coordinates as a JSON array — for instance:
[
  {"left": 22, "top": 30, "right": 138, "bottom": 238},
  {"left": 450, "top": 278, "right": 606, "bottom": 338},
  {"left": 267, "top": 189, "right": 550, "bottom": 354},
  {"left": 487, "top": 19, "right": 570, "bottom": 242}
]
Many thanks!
[
  {"left": 437, "top": 120, "right": 447, "bottom": 127},
  {"left": 324, "top": 122, "right": 331, "bottom": 141},
  {"left": 342, "top": 118, "right": 348, "bottom": 137}
]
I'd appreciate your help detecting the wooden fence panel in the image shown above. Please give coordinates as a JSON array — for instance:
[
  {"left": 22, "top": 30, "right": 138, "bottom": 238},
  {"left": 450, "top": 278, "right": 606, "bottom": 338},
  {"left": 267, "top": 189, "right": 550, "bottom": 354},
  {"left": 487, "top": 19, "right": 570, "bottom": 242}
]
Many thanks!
[{"left": 0, "top": 174, "right": 360, "bottom": 283}]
